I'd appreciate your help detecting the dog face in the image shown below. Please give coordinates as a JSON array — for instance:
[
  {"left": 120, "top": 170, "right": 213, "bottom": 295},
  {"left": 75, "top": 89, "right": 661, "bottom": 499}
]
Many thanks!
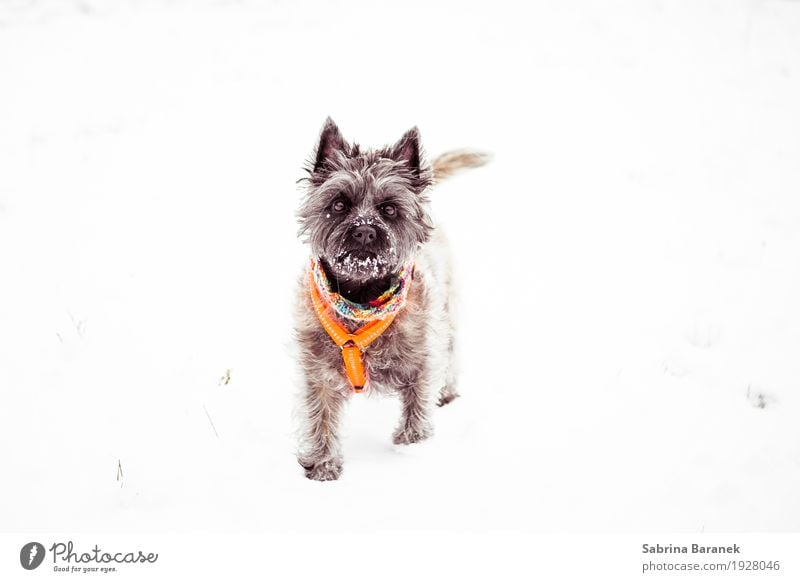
[{"left": 298, "top": 118, "right": 433, "bottom": 284}]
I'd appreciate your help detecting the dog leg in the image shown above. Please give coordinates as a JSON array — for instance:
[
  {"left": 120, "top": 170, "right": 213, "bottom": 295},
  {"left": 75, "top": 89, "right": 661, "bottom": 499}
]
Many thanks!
[
  {"left": 393, "top": 381, "right": 433, "bottom": 445},
  {"left": 438, "top": 334, "right": 460, "bottom": 407},
  {"left": 298, "top": 382, "right": 348, "bottom": 481},
  {"left": 438, "top": 280, "right": 460, "bottom": 406}
]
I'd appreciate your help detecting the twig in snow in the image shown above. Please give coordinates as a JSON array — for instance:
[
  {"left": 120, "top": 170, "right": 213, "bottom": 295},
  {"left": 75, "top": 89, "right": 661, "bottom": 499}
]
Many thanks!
[
  {"left": 68, "top": 311, "right": 86, "bottom": 340},
  {"left": 203, "top": 405, "right": 220, "bottom": 439}
]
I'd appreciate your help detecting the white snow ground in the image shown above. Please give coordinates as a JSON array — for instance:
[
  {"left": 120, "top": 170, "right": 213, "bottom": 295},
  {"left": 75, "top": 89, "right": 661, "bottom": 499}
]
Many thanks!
[{"left": 1, "top": 0, "right": 799, "bottom": 534}]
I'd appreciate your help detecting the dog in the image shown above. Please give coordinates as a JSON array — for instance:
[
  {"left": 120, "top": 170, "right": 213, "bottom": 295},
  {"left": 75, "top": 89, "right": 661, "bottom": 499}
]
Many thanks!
[{"left": 295, "top": 118, "right": 488, "bottom": 481}]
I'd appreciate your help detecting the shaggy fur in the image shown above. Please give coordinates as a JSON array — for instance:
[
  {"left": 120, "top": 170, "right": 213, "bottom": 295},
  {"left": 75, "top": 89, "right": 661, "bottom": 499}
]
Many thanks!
[{"left": 295, "top": 118, "right": 487, "bottom": 481}]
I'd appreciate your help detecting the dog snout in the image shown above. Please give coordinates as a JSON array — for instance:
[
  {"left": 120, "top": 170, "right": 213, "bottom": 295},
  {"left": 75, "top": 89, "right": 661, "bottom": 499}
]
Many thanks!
[{"left": 351, "top": 225, "right": 377, "bottom": 246}]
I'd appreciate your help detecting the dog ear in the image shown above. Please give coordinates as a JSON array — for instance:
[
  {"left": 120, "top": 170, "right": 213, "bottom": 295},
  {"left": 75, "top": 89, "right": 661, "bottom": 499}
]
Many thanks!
[
  {"left": 313, "top": 117, "right": 349, "bottom": 172},
  {"left": 390, "top": 127, "right": 422, "bottom": 175}
]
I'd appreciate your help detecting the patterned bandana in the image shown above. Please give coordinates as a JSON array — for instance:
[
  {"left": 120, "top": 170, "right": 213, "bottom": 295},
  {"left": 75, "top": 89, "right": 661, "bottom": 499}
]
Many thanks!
[{"left": 309, "top": 258, "right": 413, "bottom": 322}]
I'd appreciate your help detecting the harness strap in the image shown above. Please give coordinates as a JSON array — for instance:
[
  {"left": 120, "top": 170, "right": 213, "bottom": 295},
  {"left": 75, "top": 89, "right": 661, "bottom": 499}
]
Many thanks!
[{"left": 308, "top": 270, "right": 399, "bottom": 392}]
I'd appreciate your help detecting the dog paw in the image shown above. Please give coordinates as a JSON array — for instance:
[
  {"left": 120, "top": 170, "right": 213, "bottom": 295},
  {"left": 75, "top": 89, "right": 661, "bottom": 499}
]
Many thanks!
[
  {"left": 437, "top": 390, "right": 459, "bottom": 407},
  {"left": 301, "top": 458, "right": 343, "bottom": 481},
  {"left": 392, "top": 423, "right": 433, "bottom": 445}
]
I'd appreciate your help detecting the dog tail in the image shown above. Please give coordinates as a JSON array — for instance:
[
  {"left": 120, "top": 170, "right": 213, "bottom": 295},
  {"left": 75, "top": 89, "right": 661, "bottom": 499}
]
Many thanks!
[{"left": 431, "top": 149, "right": 491, "bottom": 181}]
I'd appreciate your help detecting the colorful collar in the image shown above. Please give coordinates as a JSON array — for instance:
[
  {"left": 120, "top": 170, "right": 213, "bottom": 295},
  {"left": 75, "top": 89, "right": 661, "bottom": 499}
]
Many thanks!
[
  {"left": 308, "top": 258, "right": 413, "bottom": 392},
  {"left": 309, "top": 258, "right": 413, "bottom": 322}
]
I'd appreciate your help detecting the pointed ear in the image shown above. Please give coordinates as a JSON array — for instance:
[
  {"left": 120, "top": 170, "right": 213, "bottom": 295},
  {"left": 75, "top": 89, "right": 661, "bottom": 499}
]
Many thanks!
[
  {"left": 390, "top": 127, "right": 422, "bottom": 175},
  {"left": 313, "top": 117, "right": 349, "bottom": 172}
]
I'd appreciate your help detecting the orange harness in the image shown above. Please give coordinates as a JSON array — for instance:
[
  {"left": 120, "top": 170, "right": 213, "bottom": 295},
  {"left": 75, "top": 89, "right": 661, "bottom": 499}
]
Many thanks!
[{"left": 308, "top": 270, "right": 401, "bottom": 393}]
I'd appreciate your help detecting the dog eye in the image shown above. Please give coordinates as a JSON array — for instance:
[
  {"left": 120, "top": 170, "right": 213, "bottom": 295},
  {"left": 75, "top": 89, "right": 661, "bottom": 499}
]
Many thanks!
[
  {"left": 380, "top": 203, "right": 397, "bottom": 217},
  {"left": 331, "top": 199, "right": 348, "bottom": 213}
]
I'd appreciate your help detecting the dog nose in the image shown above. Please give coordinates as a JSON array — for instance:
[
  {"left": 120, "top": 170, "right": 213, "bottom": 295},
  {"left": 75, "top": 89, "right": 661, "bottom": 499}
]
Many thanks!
[{"left": 351, "top": 225, "right": 377, "bottom": 245}]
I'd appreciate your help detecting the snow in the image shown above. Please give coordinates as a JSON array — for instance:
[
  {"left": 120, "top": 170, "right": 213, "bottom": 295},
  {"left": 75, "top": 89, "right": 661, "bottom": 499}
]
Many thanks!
[{"left": 1, "top": 0, "right": 799, "bottom": 535}]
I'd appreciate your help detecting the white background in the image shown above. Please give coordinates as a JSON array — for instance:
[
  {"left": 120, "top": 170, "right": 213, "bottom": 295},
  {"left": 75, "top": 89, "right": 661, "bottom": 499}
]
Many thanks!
[{"left": 1, "top": 0, "right": 799, "bottom": 543}]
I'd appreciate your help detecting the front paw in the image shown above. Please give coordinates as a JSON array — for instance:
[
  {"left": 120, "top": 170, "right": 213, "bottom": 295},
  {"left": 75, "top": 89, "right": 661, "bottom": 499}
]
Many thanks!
[
  {"left": 392, "top": 423, "right": 433, "bottom": 445},
  {"left": 300, "top": 457, "right": 343, "bottom": 481},
  {"left": 437, "top": 390, "right": 459, "bottom": 407}
]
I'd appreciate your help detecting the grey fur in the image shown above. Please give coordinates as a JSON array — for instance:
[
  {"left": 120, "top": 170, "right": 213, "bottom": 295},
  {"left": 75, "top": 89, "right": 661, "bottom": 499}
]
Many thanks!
[{"left": 294, "top": 118, "right": 483, "bottom": 481}]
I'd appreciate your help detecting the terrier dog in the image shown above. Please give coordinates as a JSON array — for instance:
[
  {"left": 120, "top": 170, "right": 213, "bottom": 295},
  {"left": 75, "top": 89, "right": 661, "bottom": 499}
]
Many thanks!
[{"left": 295, "top": 118, "right": 488, "bottom": 481}]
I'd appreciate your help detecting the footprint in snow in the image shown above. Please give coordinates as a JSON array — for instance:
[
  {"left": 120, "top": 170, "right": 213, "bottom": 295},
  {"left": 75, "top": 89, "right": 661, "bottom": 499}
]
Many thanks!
[
  {"left": 746, "top": 385, "right": 776, "bottom": 410},
  {"left": 661, "top": 357, "right": 693, "bottom": 378},
  {"left": 684, "top": 323, "right": 722, "bottom": 349}
]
